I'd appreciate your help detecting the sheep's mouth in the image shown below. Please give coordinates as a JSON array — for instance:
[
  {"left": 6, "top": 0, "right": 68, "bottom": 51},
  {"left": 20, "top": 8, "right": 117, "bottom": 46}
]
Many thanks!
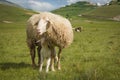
[{"left": 37, "top": 31, "right": 41, "bottom": 35}]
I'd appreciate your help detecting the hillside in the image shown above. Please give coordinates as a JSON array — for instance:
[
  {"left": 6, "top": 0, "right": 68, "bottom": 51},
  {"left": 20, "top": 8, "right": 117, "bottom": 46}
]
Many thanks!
[
  {"left": 0, "top": 0, "right": 20, "bottom": 7},
  {"left": 0, "top": 3, "right": 36, "bottom": 23},
  {"left": 82, "top": 4, "right": 120, "bottom": 21},
  {"left": 52, "top": 1, "right": 120, "bottom": 21},
  {"left": 52, "top": 1, "right": 97, "bottom": 18}
]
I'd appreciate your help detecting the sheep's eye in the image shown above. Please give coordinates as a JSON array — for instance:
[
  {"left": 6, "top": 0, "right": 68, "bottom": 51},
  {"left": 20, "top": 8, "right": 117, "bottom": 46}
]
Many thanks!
[{"left": 35, "top": 22, "right": 38, "bottom": 26}]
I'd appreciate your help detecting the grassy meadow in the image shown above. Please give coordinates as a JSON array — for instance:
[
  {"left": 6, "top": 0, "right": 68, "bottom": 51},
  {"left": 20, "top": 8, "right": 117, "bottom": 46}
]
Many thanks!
[
  {"left": 0, "top": 2, "right": 120, "bottom": 80},
  {"left": 0, "top": 17, "right": 120, "bottom": 80}
]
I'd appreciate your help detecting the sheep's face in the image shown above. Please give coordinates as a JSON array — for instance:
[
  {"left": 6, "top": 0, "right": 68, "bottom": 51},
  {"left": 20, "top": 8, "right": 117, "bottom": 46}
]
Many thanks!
[{"left": 37, "top": 18, "right": 49, "bottom": 35}]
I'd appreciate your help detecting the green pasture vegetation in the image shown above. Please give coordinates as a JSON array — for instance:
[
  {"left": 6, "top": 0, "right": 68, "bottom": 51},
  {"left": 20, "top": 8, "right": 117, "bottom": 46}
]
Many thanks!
[{"left": 0, "top": 2, "right": 120, "bottom": 80}]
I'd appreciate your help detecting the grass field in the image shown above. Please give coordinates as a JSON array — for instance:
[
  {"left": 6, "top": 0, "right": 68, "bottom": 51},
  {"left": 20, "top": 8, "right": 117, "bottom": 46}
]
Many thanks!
[
  {"left": 0, "top": 17, "right": 120, "bottom": 80},
  {"left": 0, "top": 2, "right": 120, "bottom": 80}
]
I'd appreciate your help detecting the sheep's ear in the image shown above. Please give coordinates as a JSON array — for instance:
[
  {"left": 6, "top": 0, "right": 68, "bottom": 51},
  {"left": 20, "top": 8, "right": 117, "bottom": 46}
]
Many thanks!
[
  {"left": 28, "top": 14, "right": 40, "bottom": 26},
  {"left": 46, "top": 20, "right": 53, "bottom": 33},
  {"left": 46, "top": 20, "right": 51, "bottom": 29},
  {"left": 34, "top": 17, "right": 40, "bottom": 26},
  {"left": 46, "top": 17, "right": 49, "bottom": 21},
  {"left": 34, "top": 21, "right": 39, "bottom": 26},
  {"left": 45, "top": 17, "right": 50, "bottom": 27}
]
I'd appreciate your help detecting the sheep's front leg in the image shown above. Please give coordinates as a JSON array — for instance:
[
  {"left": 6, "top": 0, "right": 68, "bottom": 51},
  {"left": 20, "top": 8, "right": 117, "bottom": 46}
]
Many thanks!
[
  {"left": 30, "top": 46, "right": 36, "bottom": 67},
  {"left": 46, "top": 58, "right": 51, "bottom": 72},
  {"left": 58, "top": 48, "right": 62, "bottom": 70},
  {"left": 37, "top": 46, "right": 41, "bottom": 66}
]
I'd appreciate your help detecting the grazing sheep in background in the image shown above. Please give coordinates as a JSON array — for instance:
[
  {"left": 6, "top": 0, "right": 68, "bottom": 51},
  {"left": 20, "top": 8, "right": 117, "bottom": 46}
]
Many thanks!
[
  {"left": 75, "top": 27, "right": 82, "bottom": 32},
  {"left": 26, "top": 12, "right": 73, "bottom": 71},
  {"left": 73, "top": 26, "right": 83, "bottom": 32}
]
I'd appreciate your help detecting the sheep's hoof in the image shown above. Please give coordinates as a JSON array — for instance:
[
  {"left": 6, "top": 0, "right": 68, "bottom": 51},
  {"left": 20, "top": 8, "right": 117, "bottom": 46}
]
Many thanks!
[
  {"left": 58, "top": 67, "right": 61, "bottom": 70},
  {"left": 32, "top": 64, "right": 37, "bottom": 68},
  {"left": 51, "top": 68, "right": 55, "bottom": 72},
  {"left": 39, "top": 70, "right": 42, "bottom": 73},
  {"left": 46, "top": 70, "right": 49, "bottom": 73},
  {"left": 51, "top": 66, "right": 55, "bottom": 72},
  {"left": 37, "top": 64, "right": 40, "bottom": 67},
  {"left": 39, "top": 68, "right": 43, "bottom": 72}
]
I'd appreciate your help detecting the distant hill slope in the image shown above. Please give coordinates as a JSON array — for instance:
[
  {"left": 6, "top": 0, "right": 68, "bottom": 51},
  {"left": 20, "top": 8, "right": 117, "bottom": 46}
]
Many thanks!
[
  {"left": 0, "top": 0, "right": 21, "bottom": 7},
  {"left": 52, "top": 1, "right": 97, "bottom": 18},
  {"left": 0, "top": 3, "right": 36, "bottom": 23},
  {"left": 82, "top": 4, "right": 120, "bottom": 21},
  {"left": 52, "top": 1, "right": 120, "bottom": 21}
]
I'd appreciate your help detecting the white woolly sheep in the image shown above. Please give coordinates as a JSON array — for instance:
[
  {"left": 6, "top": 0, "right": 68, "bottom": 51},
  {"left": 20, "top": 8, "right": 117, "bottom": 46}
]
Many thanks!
[
  {"left": 36, "top": 12, "right": 74, "bottom": 70},
  {"left": 26, "top": 12, "right": 73, "bottom": 71}
]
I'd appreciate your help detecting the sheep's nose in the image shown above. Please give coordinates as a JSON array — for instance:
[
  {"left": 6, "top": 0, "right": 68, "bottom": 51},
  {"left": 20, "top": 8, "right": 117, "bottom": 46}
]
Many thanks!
[{"left": 37, "top": 29, "right": 41, "bottom": 34}]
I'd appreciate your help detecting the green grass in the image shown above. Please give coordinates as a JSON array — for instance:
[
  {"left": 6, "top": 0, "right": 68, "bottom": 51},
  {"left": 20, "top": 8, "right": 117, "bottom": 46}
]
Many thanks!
[
  {"left": 0, "top": 3, "right": 120, "bottom": 80},
  {"left": 0, "top": 17, "right": 120, "bottom": 80}
]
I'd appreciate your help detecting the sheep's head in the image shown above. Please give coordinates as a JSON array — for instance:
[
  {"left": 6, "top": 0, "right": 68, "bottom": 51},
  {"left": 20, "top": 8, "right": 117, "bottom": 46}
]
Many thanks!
[{"left": 37, "top": 17, "right": 51, "bottom": 35}]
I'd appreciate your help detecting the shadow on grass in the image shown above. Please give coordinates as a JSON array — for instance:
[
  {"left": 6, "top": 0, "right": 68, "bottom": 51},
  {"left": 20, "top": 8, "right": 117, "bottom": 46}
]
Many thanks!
[{"left": 0, "top": 62, "right": 30, "bottom": 70}]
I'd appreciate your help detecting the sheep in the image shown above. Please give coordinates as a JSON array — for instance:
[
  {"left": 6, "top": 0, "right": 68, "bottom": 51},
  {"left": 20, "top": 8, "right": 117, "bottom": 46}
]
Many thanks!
[
  {"left": 26, "top": 14, "right": 57, "bottom": 70},
  {"left": 73, "top": 26, "right": 83, "bottom": 32},
  {"left": 26, "top": 12, "right": 73, "bottom": 71},
  {"left": 36, "top": 12, "right": 74, "bottom": 70},
  {"left": 75, "top": 27, "right": 82, "bottom": 32}
]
